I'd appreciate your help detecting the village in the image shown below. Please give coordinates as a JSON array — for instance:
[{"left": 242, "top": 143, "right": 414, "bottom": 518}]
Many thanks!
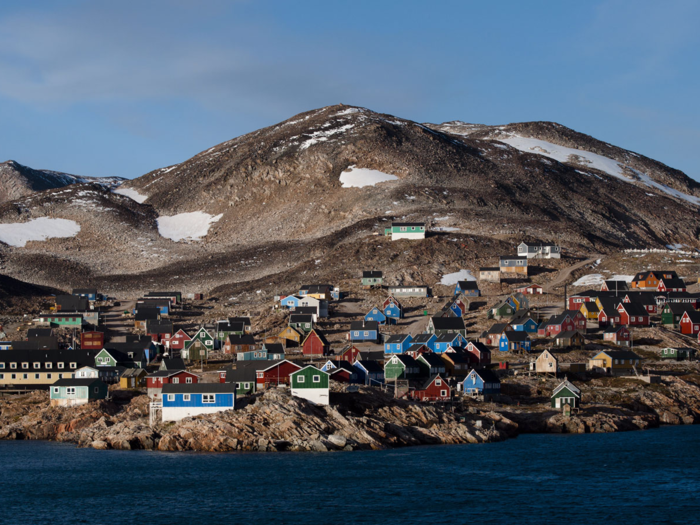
[{"left": 1, "top": 222, "right": 700, "bottom": 438}]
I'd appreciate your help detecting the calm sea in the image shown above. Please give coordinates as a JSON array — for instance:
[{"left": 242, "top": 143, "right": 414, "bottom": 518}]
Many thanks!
[{"left": 1, "top": 426, "right": 699, "bottom": 525}]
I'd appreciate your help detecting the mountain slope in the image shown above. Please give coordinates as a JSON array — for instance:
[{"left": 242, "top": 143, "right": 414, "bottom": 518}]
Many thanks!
[{"left": 0, "top": 160, "right": 125, "bottom": 205}]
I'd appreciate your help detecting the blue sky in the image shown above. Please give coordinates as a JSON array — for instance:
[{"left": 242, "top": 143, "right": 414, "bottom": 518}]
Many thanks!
[{"left": 1, "top": 0, "right": 698, "bottom": 180}]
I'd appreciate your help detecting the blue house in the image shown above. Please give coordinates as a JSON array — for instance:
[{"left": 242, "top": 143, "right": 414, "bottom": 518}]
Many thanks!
[
  {"left": 348, "top": 321, "right": 379, "bottom": 342},
  {"left": 510, "top": 316, "right": 539, "bottom": 334},
  {"left": 461, "top": 369, "right": 501, "bottom": 396},
  {"left": 453, "top": 280, "right": 480, "bottom": 297},
  {"left": 384, "top": 334, "right": 413, "bottom": 354},
  {"left": 353, "top": 359, "right": 385, "bottom": 385},
  {"left": 72, "top": 288, "right": 98, "bottom": 302},
  {"left": 411, "top": 333, "right": 437, "bottom": 352},
  {"left": 237, "top": 343, "right": 284, "bottom": 361},
  {"left": 434, "top": 333, "right": 467, "bottom": 353},
  {"left": 383, "top": 302, "right": 403, "bottom": 323},
  {"left": 321, "top": 360, "right": 360, "bottom": 382},
  {"left": 161, "top": 383, "right": 236, "bottom": 422},
  {"left": 364, "top": 307, "right": 387, "bottom": 325},
  {"left": 499, "top": 331, "right": 532, "bottom": 353},
  {"left": 280, "top": 295, "right": 302, "bottom": 309}
]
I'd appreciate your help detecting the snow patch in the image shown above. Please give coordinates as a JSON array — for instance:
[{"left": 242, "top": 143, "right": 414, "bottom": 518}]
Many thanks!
[
  {"left": 334, "top": 108, "right": 362, "bottom": 117},
  {"left": 157, "top": 212, "right": 223, "bottom": 242},
  {"left": 299, "top": 123, "right": 354, "bottom": 150},
  {"left": 340, "top": 166, "right": 398, "bottom": 188},
  {"left": 497, "top": 135, "right": 700, "bottom": 206},
  {"left": 572, "top": 274, "right": 634, "bottom": 287},
  {"left": 0, "top": 218, "right": 80, "bottom": 247},
  {"left": 114, "top": 186, "right": 148, "bottom": 204},
  {"left": 440, "top": 269, "right": 476, "bottom": 286}
]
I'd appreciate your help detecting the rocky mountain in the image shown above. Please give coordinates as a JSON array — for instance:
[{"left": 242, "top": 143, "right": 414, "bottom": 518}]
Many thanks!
[
  {"left": 0, "top": 160, "right": 125, "bottom": 205},
  {"left": 1, "top": 104, "right": 700, "bottom": 293}
]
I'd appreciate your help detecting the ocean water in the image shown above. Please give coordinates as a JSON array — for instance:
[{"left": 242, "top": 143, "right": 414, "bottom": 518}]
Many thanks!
[{"left": 1, "top": 426, "right": 699, "bottom": 525}]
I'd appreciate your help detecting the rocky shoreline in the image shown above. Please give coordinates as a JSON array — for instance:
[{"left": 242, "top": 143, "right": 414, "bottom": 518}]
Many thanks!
[{"left": 1, "top": 375, "right": 699, "bottom": 453}]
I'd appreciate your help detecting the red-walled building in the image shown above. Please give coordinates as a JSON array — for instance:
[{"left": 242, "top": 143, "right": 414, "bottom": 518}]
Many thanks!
[
  {"left": 411, "top": 374, "right": 451, "bottom": 402},
  {"left": 337, "top": 345, "right": 362, "bottom": 362},
  {"left": 680, "top": 310, "right": 700, "bottom": 335},
  {"left": 146, "top": 370, "right": 199, "bottom": 399},
  {"left": 465, "top": 341, "right": 491, "bottom": 366},
  {"left": 256, "top": 360, "right": 302, "bottom": 388},
  {"left": 81, "top": 331, "right": 104, "bottom": 350},
  {"left": 302, "top": 329, "right": 330, "bottom": 356},
  {"left": 163, "top": 329, "right": 192, "bottom": 351},
  {"left": 616, "top": 303, "right": 650, "bottom": 327}
]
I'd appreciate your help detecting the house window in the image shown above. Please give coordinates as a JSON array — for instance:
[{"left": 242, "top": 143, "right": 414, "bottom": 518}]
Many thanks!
[
  {"left": 23, "top": 374, "right": 28, "bottom": 379},
  {"left": 313, "top": 375, "right": 321, "bottom": 383},
  {"left": 364, "top": 331, "right": 369, "bottom": 337},
  {"left": 183, "top": 394, "right": 191, "bottom": 401},
  {"left": 167, "top": 394, "right": 175, "bottom": 401},
  {"left": 66, "top": 387, "right": 76, "bottom": 395},
  {"left": 173, "top": 378, "right": 179, "bottom": 384},
  {"left": 440, "top": 390, "right": 447, "bottom": 397},
  {"left": 11, "top": 374, "right": 16, "bottom": 380},
  {"left": 0, "top": 363, "right": 3, "bottom": 369},
  {"left": 35, "top": 374, "right": 40, "bottom": 379},
  {"left": 436, "top": 379, "right": 442, "bottom": 386},
  {"left": 47, "top": 374, "right": 52, "bottom": 379},
  {"left": 58, "top": 363, "right": 64, "bottom": 369},
  {"left": 33, "top": 362, "right": 40, "bottom": 369},
  {"left": 186, "top": 377, "right": 193, "bottom": 384},
  {"left": 205, "top": 340, "right": 213, "bottom": 346},
  {"left": 53, "top": 387, "right": 59, "bottom": 394},
  {"left": 354, "top": 332, "right": 359, "bottom": 337},
  {"left": 244, "top": 382, "right": 250, "bottom": 389},
  {"left": 297, "top": 376, "right": 305, "bottom": 384},
  {"left": 46, "top": 363, "right": 52, "bottom": 369},
  {"left": 400, "top": 227, "right": 407, "bottom": 232},
  {"left": 22, "top": 363, "right": 28, "bottom": 369},
  {"left": 203, "top": 394, "right": 215, "bottom": 403},
  {"left": 10, "top": 363, "right": 16, "bottom": 369},
  {"left": 70, "top": 363, "right": 77, "bottom": 369},
  {"left": 94, "top": 387, "right": 99, "bottom": 393}
]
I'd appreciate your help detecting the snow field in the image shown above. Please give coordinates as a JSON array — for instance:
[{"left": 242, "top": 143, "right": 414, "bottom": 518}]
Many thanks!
[{"left": 0, "top": 218, "right": 81, "bottom": 247}]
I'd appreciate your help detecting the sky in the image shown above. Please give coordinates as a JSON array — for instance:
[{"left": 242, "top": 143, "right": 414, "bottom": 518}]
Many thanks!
[{"left": 0, "top": 0, "right": 698, "bottom": 180}]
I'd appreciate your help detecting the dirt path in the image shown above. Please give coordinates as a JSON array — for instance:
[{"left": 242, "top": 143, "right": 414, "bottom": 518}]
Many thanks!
[{"left": 543, "top": 255, "right": 603, "bottom": 293}]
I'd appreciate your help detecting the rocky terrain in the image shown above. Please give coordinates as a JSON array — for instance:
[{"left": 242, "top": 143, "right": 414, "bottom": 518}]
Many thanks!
[
  {"left": 1, "top": 368, "right": 699, "bottom": 452},
  {"left": 0, "top": 160, "right": 124, "bottom": 205},
  {"left": 1, "top": 105, "right": 700, "bottom": 296}
]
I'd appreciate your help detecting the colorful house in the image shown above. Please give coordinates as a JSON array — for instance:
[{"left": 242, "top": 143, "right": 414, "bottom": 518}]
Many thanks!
[
  {"left": 289, "top": 314, "right": 314, "bottom": 333},
  {"left": 661, "top": 303, "right": 693, "bottom": 327},
  {"left": 337, "top": 345, "right": 362, "bottom": 362},
  {"left": 384, "top": 222, "right": 426, "bottom": 240},
  {"left": 182, "top": 327, "right": 215, "bottom": 361},
  {"left": 119, "top": 368, "right": 147, "bottom": 389},
  {"left": 465, "top": 341, "right": 491, "bottom": 366},
  {"left": 276, "top": 325, "right": 304, "bottom": 348},
  {"left": 509, "top": 313, "right": 539, "bottom": 333},
  {"left": 347, "top": 321, "right": 379, "bottom": 342},
  {"left": 589, "top": 350, "right": 642, "bottom": 375},
  {"left": 439, "top": 351, "right": 471, "bottom": 376},
  {"left": 517, "top": 242, "right": 561, "bottom": 259},
  {"left": 147, "top": 370, "right": 199, "bottom": 400},
  {"left": 50, "top": 378, "right": 108, "bottom": 407},
  {"left": 434, "top": 333, "right": 467, "bottom": 353},
  {"left": 454, "top": 280, "right": 480, "bottom": 297},
  {"left": 554, "top": 330, "right": 585, "bottom": 349},
  {"left": 384, "top": 354, "right": 422, "bottom": 380},
  {"left": 361, "top": 270, "right": 383, "bottom": 288},
  {"left": 161, "top": 383, "right": 236, "bottom": 422},
  {"left": 384, "top": 334, "right": 413, "bottom": 355},
  {"left": 80, "top": 331, "right": 104, "bottom": 351},
  {"left": 383, "top": 301, "right": 403, "bottom": 323},
  {"left": 427, "top": 317, "right": 467, "bottom": 337},
  {"left": 416, "top": 354, "right": 447, "bottom": 376},
  {"left": 534, "top": 350, "right": 558, "bottom": 375},
  {"left": 290, "top": 366, "right": 330, "bottom": 405},
  {"left": 352, "top": 359, "right": 385, "bottom": 385},
  {"left": 164, "top": 329, "right": 192, "bottom": 352},
  {"left": 499, "top": 256, "right": 528, "bottom": 275},
  {"left": 479, "top": 267, "right": 500, "bottom": 283},
  {"left": 538, "top": 313, "right": 575, "bottom": 337},
  {"left": 480, "top": 323, "right": 511, "bottom": 346},
  {"left": 550, "top": 380, "right": 580, "bottom": 409},
  {"left": 302, "top": 329, "right": 330, "bottom": 357},
  {"left": 615, "top": 302, "right": 650, "bottom": 327},
  {"left": 603, "top": 325, "right": 630, "bottom": 347},
  {"left": 487, "top": 301, "right": 515, "bottom": 320},
  {"left": 364, "top": 307, "right": 387, "bottom": 325},
  {"left": 38, "top": 314, "right": 83, "bottom": 328},
  {"left": 412, "top": 374, "right": 451, "bottom": 402},
  {"left": 411, "top": 333, "right": 437, "bottom": 351},
  {"left": 255, "top": 360, "right": 302, "bottom": 388},
  {"left": 461, "top": 369, "right": 501, "bottom": 396},
  {"left": 499, "top": 331, "right": 531, "bottom": 353},
  {"left": 579, "top": 301, "right": 600, "bottom": 320},
  {"left": 679, "top": 310, "right": 700, "bottom": 335},
  {"left": 387, "top": 285, "right": 430, "bottom": 298},
  {"left": 660, "top": 347, "right": 696, "bottom": 361}
]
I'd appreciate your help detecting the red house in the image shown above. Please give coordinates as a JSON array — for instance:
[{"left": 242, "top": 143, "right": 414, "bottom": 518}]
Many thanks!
[
  {"left": 465, "top": 341, "right": 491, "bottom": 366},
  {"left": 80, "top": 331, "right": 104, "bottom": 350},
  {"left": 568, "top": 294, "right": 596, "bottom": 310},
  {"left": 603, "top": 325, "right": 630, "bottom": 347},
  {"left": 163, "top": 329, "right": 192, "bottom": 351},
  {"left": 679, "top": 310, "right": 700, "bottom": 335},
  {"left": 405, "top": 344, "right": 432, "bottom": 359},
  {"left": 411, "top": 374, "right": 451, "bottom": 402},
  {"left": 516, "top": 284, "right": 543, "bottom": 295},
  {"left": 539, "top": 313, "right": 575, "bottom": 337},
  {"left": 302, "top": 329, "right": 330, "bottom": 356},
  {"left": 337, "top": 345, "right": 362, "bottom": 362},
  {"left": 565, "top": 310, "right": 587, "bottom": 331},
  {"left": 146, "top": 370, "right": 199, "bottom": 399},
  {"left": 657, "top": 277, "right": 686, "bottom": 293},
  {"left": 382, "top": 296, "right": 402, "bottom": 310},
  {"left": 256, "top": 360, "right": 302, "bottom": 388},
  {"left": 616, "top": 303, "right": 650, "bottom": 326}
]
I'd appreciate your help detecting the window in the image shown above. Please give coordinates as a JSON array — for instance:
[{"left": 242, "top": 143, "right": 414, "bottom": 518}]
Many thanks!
[
  {"left": 297, "top": 376, "right": 305, "bottom": 384},
  {"left": 70, "top": 363, "right": 76, "bottom": 369},
  {"left": 0, "top": 363, "right": 3, "bottom": 369},
  {"left": 205, "top": 340, "right": 213, "bottom": 346},
  {"left": 66, "top": 387, "right": 76, "bottom": 395},
  {"left": 203, "top": 394, "right": 215, "bottom": 403},
  {"left": 0, "top": 374, "right": 3, "bottom": 380},
  {"left": 53, "top": 387, "right": 59, "bottom": 394},
  {"left": 173, "top": 378, "right": 179, "bottom": 384},
  {"left": 47, "top": 374, "right": 52, "bottom": 379},
  {"left": 58, "top": 374, "right": 63, "bottom": 379},
  {"left": 244, "top": 382, "right": 250, "bottom": 389},
  {"left": 46, "top": 363, "right": 52, "bottom": 369},
  {"left": 11, "top": 374, "right": 16, "bottom": 380},
  {"left": 22, "top": 363, "right": 28, "bottom": 369},
  {"left": 167, "top": 394, "right": 175, "bottom": 401},
  {"left": 33, "top": 362, "right": 40, "bottom": 369},
  {"left": 10, "top": 363, "right": 16, "bottom": 369},
  {"left": 440, "top": 390, "right": 447, "bottom": 397},
  {"left": 94, "top": 387, "right": 99, "bottom": 393},
  {"left": 400, "top": 227, "right": 407, "bottom": 232},
  {"left": 313, "top": 375, "right": 321, "bottom": 383},
  {"left": 34, "top": 374, "right": 40, "bottom": 379},
  {"left": 364, "top": 331, "right": 369, "bottom": 337},
  {"left": 354, "top": 331, "right": 359, "bottom": 337},
  {"left": 436, "top": 379, "right": 442, "bottom": 386},
  {"left": 183, "top": 394, "right": 191, "bottom": 401},
  {"left": 58, "top": 363, "right": 64, "bottom": 369},
  {"left": 23, "top": 374, "right": 28, "bottom": 379}
]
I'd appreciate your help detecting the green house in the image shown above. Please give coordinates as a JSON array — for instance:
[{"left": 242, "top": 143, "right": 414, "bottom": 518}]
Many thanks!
[
  {"left": 50, "top": 378, "right": 108, "bottom": 407},
  {"left": 660, "top": 347, "right": 696, "bottom": 361},
  {"left": 487, "top": 301, "right": 515, "bottom": 320},
  {"left": 95, "top": 348, "right": 118, "bottom": 367},
  {"left": 39, "top": 314, "right": 83, "bottom": 328},
  {"left": 361, "top": 271, "right": 383, "bottom": 288},
  {"left": 551, "top": 380, "right": 581, "bottom": 409},
  {"left": 289, "top": 314, "right": 314, "bottom": 334},
  {"left": 384, "top": 355, "right": 422, "bottom": 381},
  {"left": 183, "top": 327, "right": 215, "bottom": 361},
  {"left": 290, "top": 366, "right": 329, "bottom": 405},
  {"left": 661, "top": 304, "right": 691, "bottom": 327},
  {"left": 384, "top": 222, "right": 426, "bottom": 241}
]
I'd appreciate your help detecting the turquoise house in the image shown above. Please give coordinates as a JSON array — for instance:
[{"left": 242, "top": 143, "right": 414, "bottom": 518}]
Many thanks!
[{"left": 50, "top": 378, "right": 108, "bottom": 407}]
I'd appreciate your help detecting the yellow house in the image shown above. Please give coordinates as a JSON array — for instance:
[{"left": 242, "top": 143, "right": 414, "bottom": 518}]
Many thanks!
[
  {"left": 277, "top": 326, "right": 304, "bottom": 348},
  {"left": 120, "top": 368, "right": 147, "bottom": 389},
  {"left": 580, "top": 302, "right": 600, "bottom": 320},
  {"left": 589, "top": 350, "right": 641, "bottom": 375},
  {"left": 0, "top": 350, "right": 94, "bottom": 388}
]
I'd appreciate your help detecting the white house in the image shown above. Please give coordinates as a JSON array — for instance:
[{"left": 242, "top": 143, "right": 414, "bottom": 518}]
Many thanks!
[
  {"left": 517, "top": 242, "right": 561, "bottom": 259},
  {"left": 161, "top": 383, "right": 236, "bottom": 422},
  {"left": 290, "top": 366, "right": 330, "bottom": 406},
  {"left": 385, "top": 222, "right": 426, "bottom": 241}
]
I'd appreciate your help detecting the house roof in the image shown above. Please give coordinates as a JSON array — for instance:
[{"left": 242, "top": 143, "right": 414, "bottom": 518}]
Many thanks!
[
  {"left": 52, "top": 378, "right": 104, "bottom": 387},
  {"left": 682, "top": 310, "right": 700, "bottom": 323},
  {"left": 385, "top": 334, "right": 411, "bottom": 344},
  {"left": 162, "top": 383, "right": 237, "bottom": 394},
  {"left": 469, "top": 369, "right": 500, "bottom": 383},
  {"left": 290, "top": 314, "right": 314, "bottom": 324},
  {"left": 467, "top": 341, "right": 490, "bottom": 353},
  {"left": 418, "top": 353, "right": 445, "bottom": 367},
  {"left": 405, "top": 344, "right": 430, "bottom": 354},
  {"left": 228, "top": 316, "right": 251, "bottom": 326},
  {"left": 11, "top": 336, "right": 59, "bottom": 351},
  {"left": 603, "top": 280, "right": 629, "bottom": 291},
  {"left": 430, "top": 317, "right": 466, "bottom": 330},
  {"left": 391, "top": 222, "right": 425, "bottom": 227},
  {"left": 227, "top": 334, "right": 256, "bottom": 345},
  {"left": 435, "top": 333, "right": 463, "bottom": 344},
  {"left": 262, "top": 343, "right": 285, "bottom": 354},
  {"left": 55, "top": 295, "right": 90, "bottom": 311},
  {"left": 502, "top": 331, "right": 530, "bottom": 342},
  {"left": 354, "top": 359, "right": 384, "bottom": 373},
  {"left": 122, "top": 368, "right": 147, "bottom": 378},
  {"left": 146, "top": 320, "right": 173, "bottom": 333},
  {"left": 486, "top": 323, "right": 510, "bottom": 335},
  {"left": 349, "top": 321, "right": 379, "bottom": 331},
  {"left": 557, "top": 330, "right": 583, "bottom": 339},
  {"left": 393, "top": 354, "right": 419, "bottom": 367},
  {"left": 161, "top": 358, "right": 186, "bottom": 370},
  {"left": 412, "top": 334, "right": 435, "bottom": 344},
  {"left": 499, "top": 256, "right": 528, "bottom": 262},
  {"left": 661, "top": 277, "right": 687, "bottom": 289},
  {"left": 664, "top": 303, "right": 694, "bottom": 314},
  {"left": 327, "top": 360, "right": 356, "bottom": 373},
  {"left": 618, "top": 302, "right": 649, "bottom": 317},
  {"left": 552, "top": 380, "right": 581, "bottom": 397},
  {"left": 305, "top": 329, "right": 330, "bottom": 346},
  {"left": 456, "top": 280, "right": 479, "bottom": 290},
  {"left": 363, "top": 270, "right": 383, "bottom": 278},
  {"left": 603, "top": 325, "right": 628, "bottom": 334},
  {"left": 148, "top": 369, "right": 197, "bottom": 378},
  {"left": 596, "top": 350, "right": 642, "bottom": 360},
  {"left": 135, "top": 308, "right": 160, "bottom": 321},
  {"left": 479, "top": 267, "right": 500, "bottom": 271}
]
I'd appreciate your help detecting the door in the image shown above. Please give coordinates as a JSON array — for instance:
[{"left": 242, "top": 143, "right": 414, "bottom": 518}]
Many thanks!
[{"left": 555, "top": 397, "right": 560, "bottom": 408}]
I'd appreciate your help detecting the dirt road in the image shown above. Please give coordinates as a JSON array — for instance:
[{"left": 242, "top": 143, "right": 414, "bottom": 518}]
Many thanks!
[{"left": 543, "top": 255, "right": 603, "bottom": 293}]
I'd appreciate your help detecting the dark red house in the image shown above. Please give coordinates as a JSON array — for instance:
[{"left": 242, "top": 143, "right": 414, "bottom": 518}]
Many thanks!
[
  {"left": 256, "top": 360, "right": 302, "bottom": 388},
  {"left": 337, "top": 345, "right": 362, "bottom": 362},
  {"left": 302, "top": 329, "right": 330, "bottom": 356},
  {"left": 164, "top": 329, "right": 192, "bottom": 351},
  {"left": 465, "top": 341, "right": 491, "bottom": 366},
  {"left": 616, "top": 302, "right": 650, "bottom": 326},
  {"left": 538, "top": 313, "right": 575, "bottom": 337},
  {"left": 411, "top": 374, "right": 451, "bottom": 402},
  {"left": 80, "top": 331, "right": 104, "bottom": 350},
  {"left": 680, "top": 310, "right": 700, "bottom": 335},
  {"left": 146, "top": 370, "right": 199, "bottom": 399}
]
